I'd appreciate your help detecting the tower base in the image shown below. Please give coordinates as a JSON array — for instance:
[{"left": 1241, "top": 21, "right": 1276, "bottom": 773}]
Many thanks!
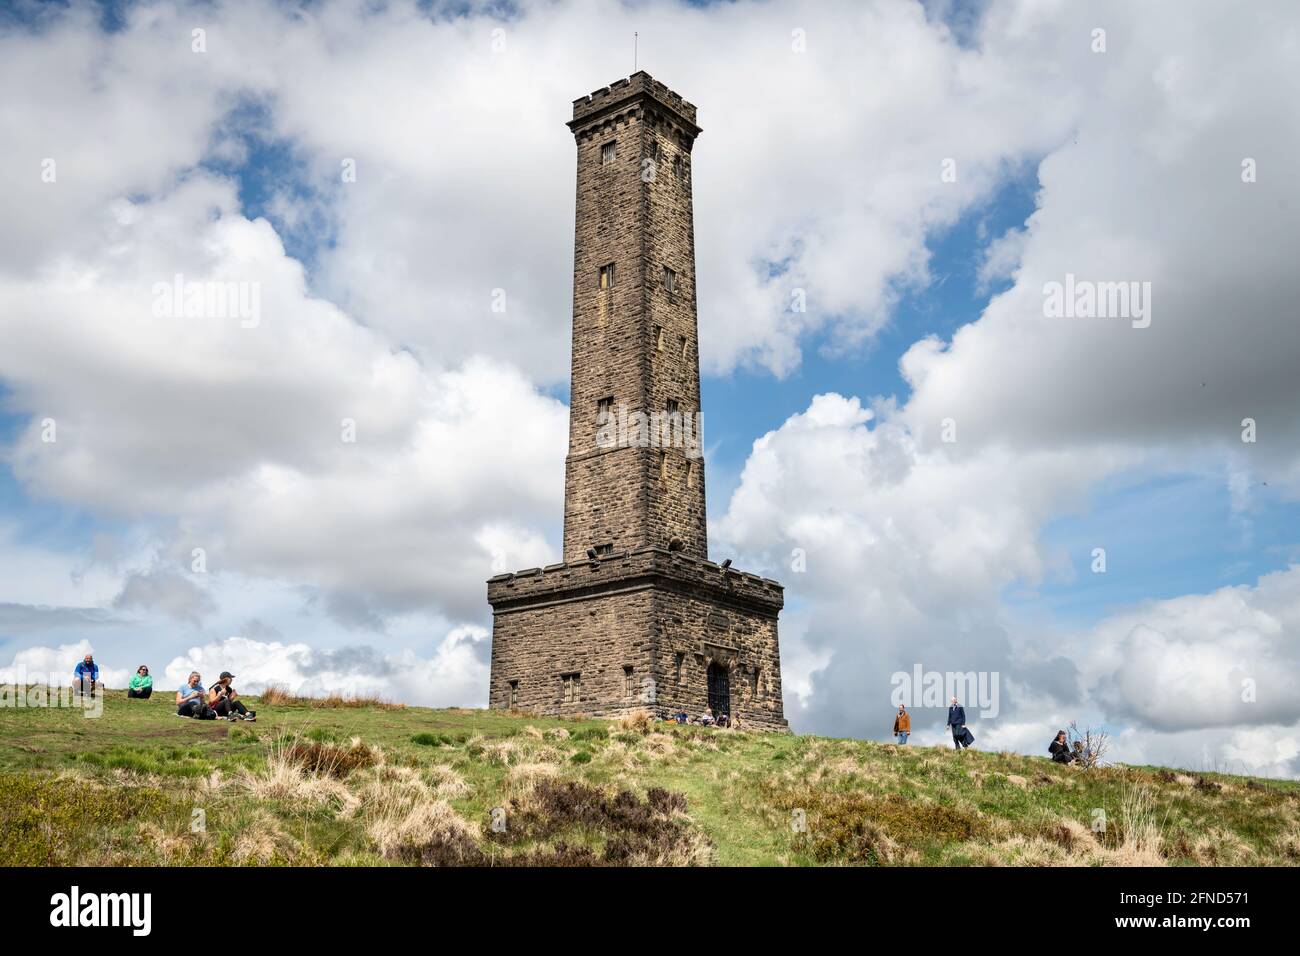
[{"left": 488, "top": 547, "right": 788, "bottom": 732}]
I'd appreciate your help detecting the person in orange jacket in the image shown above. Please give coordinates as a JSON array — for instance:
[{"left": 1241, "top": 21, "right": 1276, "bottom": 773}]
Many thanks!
[{"left": 892, "top": 704, "right": 911, "bottom": 744}]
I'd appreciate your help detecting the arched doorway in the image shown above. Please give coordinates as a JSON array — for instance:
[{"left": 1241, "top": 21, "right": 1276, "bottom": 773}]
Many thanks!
[{"left": 707, "top": 661, "right": 730, "bottom": 718}]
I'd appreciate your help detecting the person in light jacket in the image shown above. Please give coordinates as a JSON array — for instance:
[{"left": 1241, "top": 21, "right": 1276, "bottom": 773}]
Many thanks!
[
  {"left": 892, "top": 705, "right": 911, "bottom": 744},
  {"left": 127, "top": 665, "right": 153, "bottom": 699},
  {"left": 947, "top": 696, "right": 969, "bottom": 750}
]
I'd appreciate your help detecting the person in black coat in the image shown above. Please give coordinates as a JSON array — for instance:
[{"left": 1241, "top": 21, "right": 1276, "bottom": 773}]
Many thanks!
[
  {"left": 1049, "top": 729, "right": 1075, "bottom": 763},
  {"left": 947, "top": 697, "right": 969, "bottom": 750}
]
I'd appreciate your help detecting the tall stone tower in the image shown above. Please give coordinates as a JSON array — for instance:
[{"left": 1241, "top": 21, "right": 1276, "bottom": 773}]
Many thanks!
[{"left": 487, "top": 73, "right": 787, "bottom": 731}]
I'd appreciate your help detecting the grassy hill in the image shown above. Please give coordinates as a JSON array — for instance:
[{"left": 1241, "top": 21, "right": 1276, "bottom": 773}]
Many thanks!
[{"left": 2, "top": 687, "right": 1298, "bottom": 866}]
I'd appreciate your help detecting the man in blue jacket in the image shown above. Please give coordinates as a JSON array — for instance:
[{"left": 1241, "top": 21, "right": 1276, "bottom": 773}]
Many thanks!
[
  {"left": 73, "top": 653, "right": 99, "bottom": 697},
  {"left": 946, "top": 696, "right": 969, "bottom": 750}
]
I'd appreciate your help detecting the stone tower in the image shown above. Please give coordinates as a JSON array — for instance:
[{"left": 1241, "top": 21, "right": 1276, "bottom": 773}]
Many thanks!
[{"left": 487, "top": 73, "right": 787, "bottom": 731}]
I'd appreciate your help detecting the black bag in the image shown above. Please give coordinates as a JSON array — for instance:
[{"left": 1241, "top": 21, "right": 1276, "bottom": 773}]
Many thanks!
[{"left": 961, "top": 727, "right": 975, "bottom": 747}]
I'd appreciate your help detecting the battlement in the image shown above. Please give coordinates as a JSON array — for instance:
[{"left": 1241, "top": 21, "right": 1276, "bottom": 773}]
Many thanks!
[
  {"left": 569, "top": 71, "right": 699, "bottom": 134},
  {"left": 488, "top": 546, "right": 783, "bottom": 616}
]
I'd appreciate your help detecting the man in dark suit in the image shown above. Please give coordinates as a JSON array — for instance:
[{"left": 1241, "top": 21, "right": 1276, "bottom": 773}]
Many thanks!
[{"left": 946, "top": 696, "right": 968, "bottom": 750}]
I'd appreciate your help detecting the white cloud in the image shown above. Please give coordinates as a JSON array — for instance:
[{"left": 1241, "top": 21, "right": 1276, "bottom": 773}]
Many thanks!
[
  {"left": 715, "top": 388, "right": 1300, "bottom": 773},
  {"left": 898, "top": 2, "right": 1300, "bottom": 484},
  {"left": 0, "top": 639, "right": 130, "bottom": 689},
  {"left": 1076, "top": 565, "right": 1300, "bottom": 733},
  {"left": 0, "top": 174, "right": 567, "bottom": 624},
  {"left": 1, "top": 0, "right": 1079, "bottom": 382},
  {"left": 160, "top": 629, "right": 489, "bottom": 706},
  {"left": 976, "top": 226, "right": 1026, "bottom": 292}
]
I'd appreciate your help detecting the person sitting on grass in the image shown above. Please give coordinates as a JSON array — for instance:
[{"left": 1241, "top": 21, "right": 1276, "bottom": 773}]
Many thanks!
[
  {"left": 176, "top": 671, "right": 215, "bottom": 719},
  {"left": 127, "top": 665, "right": 153, "bottom": 699},
  {"left": 1072, "top": 739, "right": 1090, "bottom": 766},
  {"left": 1049, "top": 729, "right": 1075, "bottom": 764},
  {"left": 716, "top": 712, "right": 730, "bottom": 728},
  {"left": 208, "top": 671, "right": 254, "bottom": 721},
  {"left": 73, "top": 653, "right": 99, "bottom": 697},
  {"left": 699, "top": 707, "right": 715, "bottom": 726}
]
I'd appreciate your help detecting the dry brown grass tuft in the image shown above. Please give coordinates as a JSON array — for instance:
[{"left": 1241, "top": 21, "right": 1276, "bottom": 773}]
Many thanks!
[
  {"left": 1035, "top": 817, "right": 1103, "bottom": 859},
  {"left": 228, "top": 733, "right": 377, "bottom": 812},
  {"left": 481, "top": 740, "right": 523, "bottom": 766},
  {"left": 281, "top": 737, "right": 378, "bottom": 778},
  {"left": 137, "top": 821, "right": 204, "bottom": 864},
  {"left": 616, "top": 709, "right": 653, "bottom": 734},
  {"left": 641, "top": 732, "right": 678, "bottom": 761},
  {"left": 231, "top": 808, "right": 299, "bottom": 864},
  {"left": 1112, "top": 785, "right": 1167, "bottom": 866},
  {"left": 959, "top": 835, "right": 1082, "bottom": 866},
  {"left": 257, "top": 684, "right": 297, "bottom": 706},
  {"left": 368, "top": 798, "right": 482, "bottom": 865},
  {"left": 503, "top": 761, "right": 561, "bottom": 793},
  {"left": 1272, "top": 824, "right": 1300, "bottom": 861},
  {"left": 254, "top": 684, "right": 404, "bottom": 710},
  {"left": 233, "top": 748, "right": 358, "bottom": 811},
  {"left": 425, "top": 763, "right": 471, "bottom": 800},
  {"left": 1185, "top": 828, "right": 1255, "bottom": 865},
  {"left": 316, "top": 692, "right": 405, "bottom": 711}
]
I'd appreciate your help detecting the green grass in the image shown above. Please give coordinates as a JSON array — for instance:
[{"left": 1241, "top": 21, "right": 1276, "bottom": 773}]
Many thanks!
[{"left": 1, "top": 687, "right": 1297, "bottom": 866}]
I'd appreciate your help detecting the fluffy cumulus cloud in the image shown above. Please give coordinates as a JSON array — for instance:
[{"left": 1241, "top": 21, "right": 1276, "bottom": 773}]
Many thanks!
[
  {"left": 1081, "top": 567, "right": 1300, "bottom": 735},
  {"left": 714, "top": 392, "right": 1108, "bottom": 736},
  {"left": 707, "top": 0, "right": 1300, "bottom": 775},
  {"left": 183, "top": 0, "right": 1076, "bottom": 381},
  {"left": 160, "top": 629, "right": 489, "bottom": 705},
  {"left": 715, "top": 395, "right": 1300, "bottom": 776},
  {"left": 1, "top": 171, "right": 566, "bottom": 624},
  {"left": 897, "top": 2, "right": 1300, "bottom": 482},
  {"left": 0, "top": 0, "right": 1081, "bottom": 386},
  {"left": 1, "top": 0, "right": 1298, "bottom": 775}
]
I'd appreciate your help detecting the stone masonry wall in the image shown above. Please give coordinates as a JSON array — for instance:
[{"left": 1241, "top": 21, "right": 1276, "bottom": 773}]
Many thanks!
[
  {"left": 649, "top": 587, "right": 787, "bottom": 732},
  {"left": 491, "top": 74, "right": 787, "bottom": 732},
  {"left": 489, "top": 548, "right": 787, "bottom": 730},
  {"left": 562, "top": 74, "right": 707, "bottom": 562},
  {"left": 489, "top": 587, "right": 656, "bottom": 718}
]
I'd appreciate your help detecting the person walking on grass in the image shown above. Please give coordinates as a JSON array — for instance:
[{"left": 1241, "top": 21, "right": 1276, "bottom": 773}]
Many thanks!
[
  {"left": 176, "top": 671, "right": 214, "bottom": 719},
  {"left": 947, "top": 696, "right": 970, "bottom": 750},
  {"left": 893, "top": 704, "right": 911, "bottom": 744},
  {"left": 127, "top": 665, "right": 153, "bottom": 699},
  {"left": 73, "top": 653, "right": 99, "bottom": 697}
]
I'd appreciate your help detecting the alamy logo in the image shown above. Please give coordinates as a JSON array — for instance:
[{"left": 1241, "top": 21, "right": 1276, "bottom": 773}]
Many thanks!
[
  {"left": 889, "top": 666, "right": 1000, "bottom": 718},
  {"left": 1042, "top": 273, "right": 1151, "bottom": 328},
  {"left": 1, "top": 667, "right": 103, "bottom": 718},
  {"left": 49, "top": 886, "right": 151, "bottom": 936},
  {"left": 151, "top": 273, "right": 261, "bottom": 328},
  {"left": 595, "top": 403, "right": 703, "bottom": 458}
]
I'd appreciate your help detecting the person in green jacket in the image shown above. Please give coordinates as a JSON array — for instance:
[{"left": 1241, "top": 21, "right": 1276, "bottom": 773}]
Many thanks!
[{"left": 127, "top": 665, "right": 153, "bottom": 699}]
